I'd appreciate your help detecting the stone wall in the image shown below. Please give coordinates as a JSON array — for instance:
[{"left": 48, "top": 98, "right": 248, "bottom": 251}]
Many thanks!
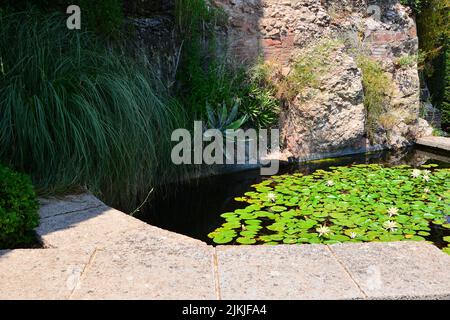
[
  {"left": 124, "top": 0, "right": 178, "bottom": 87},
  {"left": 214, "top": 0, "right": 432, "bottom": 159}
]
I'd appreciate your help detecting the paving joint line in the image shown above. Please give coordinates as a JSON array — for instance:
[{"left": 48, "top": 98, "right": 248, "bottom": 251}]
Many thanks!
[
  {"left": 69, "top": 248, "right": 99, "bottom": 299},
  {"left": 41, "top": 204, "right": 106, "bottom": 220},
  {"left": 212, "top": 247, "right": 222, "bottom": 300},
  {"left": 326, "top": 245, "right": 368, "bottom": 299}
]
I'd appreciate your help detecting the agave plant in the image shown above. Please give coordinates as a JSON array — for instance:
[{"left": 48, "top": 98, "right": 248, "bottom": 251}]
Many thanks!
[{"left": 205, "top": 99, "right": 248, "bottom": 134}]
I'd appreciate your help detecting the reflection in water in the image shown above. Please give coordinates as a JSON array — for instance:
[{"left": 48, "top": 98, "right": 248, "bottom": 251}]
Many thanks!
[{"left": 135, "top": 147, "right": 449, "bottom": 244}]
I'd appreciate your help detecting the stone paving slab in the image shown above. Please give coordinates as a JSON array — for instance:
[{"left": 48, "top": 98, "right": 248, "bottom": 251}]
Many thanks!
[
  {"left": 216, "top": 245, "right": 365, "bottom": 300},
  {"left": 2, "top": 194, "right": 450, "bottom": 299},
  {"left": 417, "top": 136, "right": 450, "bottom": 152},
  {"left": 0, "top": 249, "right": 93, "bottom": 300},
  {"left": 39, "top": 193, "right": 104, "bottom": 219},
  {"left": 70, "top": 226, "right": 216, "bottom": 300},
  {"left": 37, "top": 206, "right": 144, "bottom": 251},
  {"left": 37, "top": 201, "right": 207, "bottom": 251},
  {"left": 329, "top": 242, "right": 450, "bottom": 300}
]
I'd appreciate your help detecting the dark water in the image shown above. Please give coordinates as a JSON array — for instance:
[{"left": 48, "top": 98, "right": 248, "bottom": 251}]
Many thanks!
[{"left": 135, "top": 146, "right": 450, "bottom": 245}]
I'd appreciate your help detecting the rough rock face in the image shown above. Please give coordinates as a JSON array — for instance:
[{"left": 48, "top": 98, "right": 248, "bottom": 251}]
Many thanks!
[
  {"left": 280, "top": 44, "right": 367, "bottom": 158},
  {"left": 215, "top": 0, "right": 433, "bottom": 158}
]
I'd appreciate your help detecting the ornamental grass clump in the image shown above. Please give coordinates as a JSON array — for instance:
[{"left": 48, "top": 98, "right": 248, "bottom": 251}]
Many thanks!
[{"left": 0, "top": 11, "right": 188, "bottom": 211}]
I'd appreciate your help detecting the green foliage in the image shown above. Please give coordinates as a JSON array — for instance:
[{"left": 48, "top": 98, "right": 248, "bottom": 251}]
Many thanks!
[
  {"left": 0, "top": 11, "right": 188, "bottom": 212},
  {"left": 175, "top": 0, "right": 235, "bottom": 116},
  {"left": 1, "top": 0, "right": 124, "bottom": 36},
  {"left": 209, "top": 164, "right": 450, "bottom": 255},
  {"left": 78, "top": 0, "right": 124, "bottom": 36},
  {"left": 416, "top": 0, "right": 450, "bottom": 130},
  {"left": 206, "top": 100, "right": 247, "bottom": 132},
  {"left": 175, "top": 0, "right": 279, "bottom": 128},
  {"left": 175, "top": 0, "right": 226, "bottom": 39},
  {"left": 0, "top": 165, "right": 39, "bottom": 249},
  {"left": 240, "top": 62, "right": 280, "bottom": 129},
  {"left": 241, "top": 85, "right": 280, "bottom": 129},
  {"left": 283, "top": 39, "right": 342, "bottom": 100},
  {"left": 416, "top": 1, "right": 449, "bottom": 55},
  {"left": 357, "top": 56, "right": 393, "bottom": 141},
  {"left": 400, "top": 0, "right": 425, "bottom": 13},
  {"left": 441, "top": 46, "right": 450, "bottom": 128},
  {"left": 395, "top": 54, "right": 418, "bottom": 68}
]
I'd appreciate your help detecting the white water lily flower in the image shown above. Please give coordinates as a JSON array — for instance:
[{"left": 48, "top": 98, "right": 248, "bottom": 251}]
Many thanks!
[
  {"left": 411, "top": 169, "right": 421, "bottom": 178},
  {"left": 317, "top": 225, "right": 331, "bottom": 237},
  {"left": 383, "top": 220, "right": 398, "bottom": 232},
  {"left": 423, "top": 175, "right": 430, "bottom": 182},
  {"left": 326, "top": 180, "right": 334, "bottom": 187},
  {"left": 387, "top": 207, "right": 399, "bottom": 217},
  {"left": 241, "top": 224, "right": 246, "bottom": 231},
  {"left": 350, "top": 232, "right": 357, "bottom": 239},
  {"left": 423, "top": 169, "right": 431, "bottom": 175},
  {"left": 424, "top": 187, "right": 430, "bottom": 194},
  {"left": 267, "top": 192, "right": 277, "bottom": 202}
]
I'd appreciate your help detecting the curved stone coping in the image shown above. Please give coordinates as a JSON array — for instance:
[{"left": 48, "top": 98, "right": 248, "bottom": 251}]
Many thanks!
[
  {"left": 0, "top": 193, "right": 449, "bottom": 300},
  {"left": 417, "top": 136, "right": 450, "bottom": 152}
]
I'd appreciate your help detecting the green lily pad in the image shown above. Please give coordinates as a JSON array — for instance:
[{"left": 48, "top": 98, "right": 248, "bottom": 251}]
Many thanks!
[
  {"left": 213, "top": 235, "right": 234, "bottom": 244},
  {"left": 236, "top": 237, "right": 256, "bottom": 245},
  {"left": 210, "top": 165, "right": 449, "bottom": 248}
]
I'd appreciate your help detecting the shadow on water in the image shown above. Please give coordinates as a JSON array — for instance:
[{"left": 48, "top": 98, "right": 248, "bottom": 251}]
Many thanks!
[{"left": 135, "top": 147, "right": 450, "bottom": 245}]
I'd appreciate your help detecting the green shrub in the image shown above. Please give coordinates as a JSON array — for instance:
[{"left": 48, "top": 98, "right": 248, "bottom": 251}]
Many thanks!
[
  {"left": 395, "top": 54, "right": 418, "bottom": 68},
  {"left": 400, "top": 0, "right": 425, "bottom": 13},
  {"left": 241, "top": 62, "right": 280, "bottom": 128},
  {"left": 174, "top": 0, "right": 279, "bottom": 128},
  {"left": 175, "top": 0, "right": 232, "bottom": 116},
  {"left": 357, "top": 56, "right": 393, "bottom": 141},
  {"left": 415, "top": 0, "right": 449, "bottom": 130},
  {"left": 77, "top": 0, "right": 124, "bottom": 36},
  {"left": 441, "top": 45, "right": 450, "bottom": 129},
  {"left": 0, "top": 165, "right": 39, "bottom": 249},
  {"left": 0, "top": 10, "right": 188, "bottom": 211}
]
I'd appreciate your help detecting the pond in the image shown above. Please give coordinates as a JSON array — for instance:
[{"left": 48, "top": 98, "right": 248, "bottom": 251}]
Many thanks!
[{"left": 135, "top": 146, "right": 450, "bottom": 254}]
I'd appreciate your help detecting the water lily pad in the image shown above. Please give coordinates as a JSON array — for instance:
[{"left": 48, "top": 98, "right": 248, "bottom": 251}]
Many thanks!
[
  {"left": 211, "top": 165, "right": 449, "bottom": 247},
  {"left": 271, "top": 206, "right": 287, "bottom": 212},
  {"left": 213, "top": 234, "right": 234, "bottom": 244},
  {"left": 236, "top": 237, "right": 256, "bottom": 245},
  {"left": 283, "top": 237, "right": 297, "bottom": 244}
]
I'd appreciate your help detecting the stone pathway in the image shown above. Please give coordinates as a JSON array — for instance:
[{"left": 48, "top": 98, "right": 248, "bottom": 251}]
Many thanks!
[
  {"left": 417, "top": 136, "right": 450, "bottom": 152},
  {"left": 1, "top": 194, "right": 449, "bottom": 300}
]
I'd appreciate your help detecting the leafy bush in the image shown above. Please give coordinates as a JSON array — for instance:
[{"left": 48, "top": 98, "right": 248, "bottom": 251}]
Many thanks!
[
  {"left": 0, "top": 10, "right": 188, "bottom": 211},
  {"left": 441, "top": 46, "right": 450, "bottom": 129},
  {"left": 400, "top": 0, "right": 425, "bottom": 13},
  {"left": 240, "top": 62, "right": 280, "bottom": 128},
  {"left": 395, "top": 54, "right": 418, "bottom": 68},
  {"left": 0, "top": 165, "right": 39, "bottom": 249},
  {"left": 415, "top": 0, "right": 449, "bottom": 130},
  {"left": 357, "top": 56, "right": 393, "bottom": 141},
  {"left": 175, "top": 0, "right": 233, "bottom": 116},
  {"left": 77, "top": 0, "right": 124, "bottom": 36}
]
